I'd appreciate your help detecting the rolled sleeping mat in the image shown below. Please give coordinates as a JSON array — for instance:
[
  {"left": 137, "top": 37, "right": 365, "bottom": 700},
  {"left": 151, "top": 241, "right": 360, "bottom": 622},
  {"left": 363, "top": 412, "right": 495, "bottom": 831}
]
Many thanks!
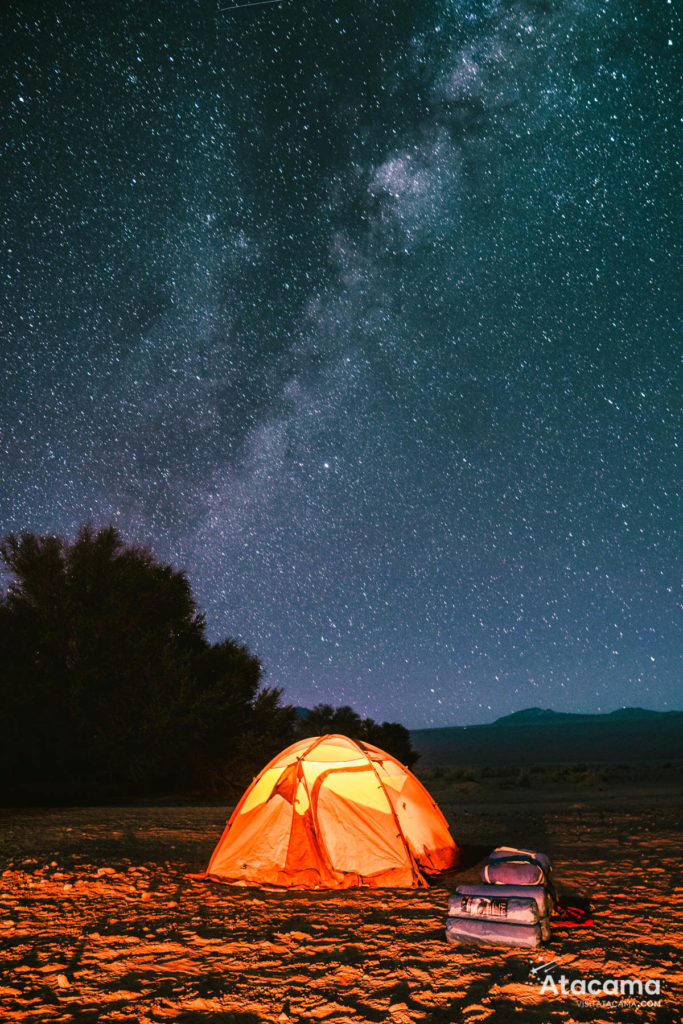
[
  {"left": 482, "top": 847, "right": 551, "bottom": 886},
  {"left": 446, "top": 915, "right": 546, "bottom": 948},
  {"left": 454, "top": 883, "right": 554, "bottom": 918}
]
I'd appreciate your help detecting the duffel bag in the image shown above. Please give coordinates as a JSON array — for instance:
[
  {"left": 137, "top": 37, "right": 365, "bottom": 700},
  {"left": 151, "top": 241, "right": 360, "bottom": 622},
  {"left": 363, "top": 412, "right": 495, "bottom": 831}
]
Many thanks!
[
  {"left": 446, "top": 915, "right": 546, "bottom": 948},
  {"left": 482, "top": 846, "right": 552, "bottom": 887}
]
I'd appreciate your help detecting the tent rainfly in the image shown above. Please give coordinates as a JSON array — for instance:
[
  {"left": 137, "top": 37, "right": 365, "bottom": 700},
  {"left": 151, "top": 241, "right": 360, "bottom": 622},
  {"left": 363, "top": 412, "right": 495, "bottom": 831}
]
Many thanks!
[{"left": 205, "top": 734, "right": 458, "bottom": 888}]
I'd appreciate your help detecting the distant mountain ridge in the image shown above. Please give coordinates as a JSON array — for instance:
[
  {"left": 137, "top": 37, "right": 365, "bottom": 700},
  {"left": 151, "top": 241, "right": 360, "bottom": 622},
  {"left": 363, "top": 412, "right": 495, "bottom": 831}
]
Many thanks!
[
  {"left": 490, "top": 706, "right": 674, "bottom": 727},
  {"left": 410, "top": 707, "right": 683, "bottom": 766}
]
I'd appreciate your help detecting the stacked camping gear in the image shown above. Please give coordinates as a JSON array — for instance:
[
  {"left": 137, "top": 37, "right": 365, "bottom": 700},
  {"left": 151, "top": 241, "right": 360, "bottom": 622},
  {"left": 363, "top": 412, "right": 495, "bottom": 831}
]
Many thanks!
[{"left": 446, "top": 846, "right": 555, "bottom": 948}]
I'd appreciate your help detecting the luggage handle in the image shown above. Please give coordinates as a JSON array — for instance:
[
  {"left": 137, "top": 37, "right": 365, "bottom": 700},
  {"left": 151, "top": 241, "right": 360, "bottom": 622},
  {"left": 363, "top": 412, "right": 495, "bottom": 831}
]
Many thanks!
[{"left": 489, "top": 853, "right": 547, "bottom": 870}]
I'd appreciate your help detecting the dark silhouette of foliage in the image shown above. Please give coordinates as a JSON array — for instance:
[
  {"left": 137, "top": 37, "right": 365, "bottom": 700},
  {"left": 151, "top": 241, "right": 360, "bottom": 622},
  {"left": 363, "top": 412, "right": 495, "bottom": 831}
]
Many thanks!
[
  {"left": 295, "top": 703, "right": 418, "bottom": 767},
  {"left": 0, "top": 525, "right": 296, "bottom": 803}
]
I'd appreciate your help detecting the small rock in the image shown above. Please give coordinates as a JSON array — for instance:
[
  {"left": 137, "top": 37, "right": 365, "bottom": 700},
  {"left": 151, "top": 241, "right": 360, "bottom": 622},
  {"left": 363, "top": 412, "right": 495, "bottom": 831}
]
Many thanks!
[{"left": 56, "top": 974, "right": 70, "bottom": 988}]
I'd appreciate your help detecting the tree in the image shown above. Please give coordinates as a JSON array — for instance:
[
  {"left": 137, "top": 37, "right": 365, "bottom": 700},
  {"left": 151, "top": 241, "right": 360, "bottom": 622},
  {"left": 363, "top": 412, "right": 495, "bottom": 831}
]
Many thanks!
[
  {"left": 295, "top": 703, "right": 418, "bottom": 767},
  {"left": 0, "top": 525, "right": 295, "bottom": 802},
  {"left": 298, "top": 703, "right": 363, "bottom": 737}
]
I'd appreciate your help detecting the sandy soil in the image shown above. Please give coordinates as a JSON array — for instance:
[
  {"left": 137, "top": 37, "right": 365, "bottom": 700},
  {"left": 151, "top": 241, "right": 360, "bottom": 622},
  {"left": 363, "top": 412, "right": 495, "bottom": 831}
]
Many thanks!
[{"left": 1, "top": 775, "right": 681, "bottom": 1023}]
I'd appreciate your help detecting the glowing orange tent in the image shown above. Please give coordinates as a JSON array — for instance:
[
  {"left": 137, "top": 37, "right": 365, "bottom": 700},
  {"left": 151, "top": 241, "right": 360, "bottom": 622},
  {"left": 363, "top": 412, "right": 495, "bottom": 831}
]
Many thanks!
[{"left": 206, "top": 734, "right": 458, "bottom": 888}]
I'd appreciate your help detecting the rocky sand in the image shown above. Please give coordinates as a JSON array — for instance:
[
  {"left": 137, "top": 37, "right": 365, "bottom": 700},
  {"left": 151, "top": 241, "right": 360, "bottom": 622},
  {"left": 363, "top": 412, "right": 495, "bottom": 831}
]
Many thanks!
[{"left": 1, "top": 772, "right": 681, "bottom": 1023}]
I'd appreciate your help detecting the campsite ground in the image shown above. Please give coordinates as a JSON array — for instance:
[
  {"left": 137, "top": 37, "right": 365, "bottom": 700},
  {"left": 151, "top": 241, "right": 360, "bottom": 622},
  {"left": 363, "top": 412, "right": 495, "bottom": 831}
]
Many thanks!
[{"left": 1, "top": 763, "right": 681, "bottom": 1024}]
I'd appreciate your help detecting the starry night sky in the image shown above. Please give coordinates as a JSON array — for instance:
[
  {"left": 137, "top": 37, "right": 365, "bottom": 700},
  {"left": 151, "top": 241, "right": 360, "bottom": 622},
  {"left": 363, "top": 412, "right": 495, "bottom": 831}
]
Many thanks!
[{"left": 1, "top": 0, "right": 680, "bottom": 727}]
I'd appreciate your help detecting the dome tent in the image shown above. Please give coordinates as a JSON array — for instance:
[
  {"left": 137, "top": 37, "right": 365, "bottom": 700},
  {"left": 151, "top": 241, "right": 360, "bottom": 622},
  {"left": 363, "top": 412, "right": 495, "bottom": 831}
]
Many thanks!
[{"left": 206, "top": 734, "right": 458, "bottom": 888}]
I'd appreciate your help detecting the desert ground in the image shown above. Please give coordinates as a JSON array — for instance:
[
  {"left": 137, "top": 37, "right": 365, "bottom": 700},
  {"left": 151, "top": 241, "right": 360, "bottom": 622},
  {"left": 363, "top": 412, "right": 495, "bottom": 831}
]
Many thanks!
[{"left": 1, "top": 763, "right": 681, "bottom": 1024}]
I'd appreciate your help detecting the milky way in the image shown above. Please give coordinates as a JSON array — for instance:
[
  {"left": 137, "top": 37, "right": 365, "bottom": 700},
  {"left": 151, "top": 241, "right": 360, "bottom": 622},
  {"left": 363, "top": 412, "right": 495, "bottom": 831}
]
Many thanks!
[{"left": 1, "top": 0, "right": 679, "bottom": 726}]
